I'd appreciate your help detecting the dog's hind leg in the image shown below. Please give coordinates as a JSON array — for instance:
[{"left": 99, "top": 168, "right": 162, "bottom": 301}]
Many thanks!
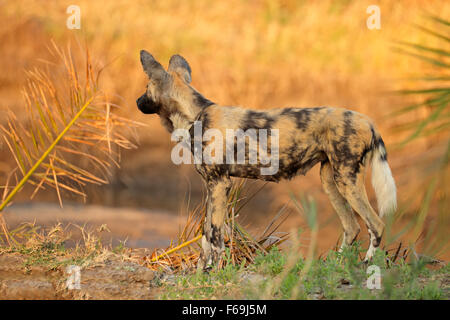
[
  {"left": 333, "top": 165, "right": 385, "bottom": 262},
  {"left": 198, "top": 176, "right": 231, "bottom": 271},
  {"left": 320, "top": 161, "right": 360, "bottom": 250}
]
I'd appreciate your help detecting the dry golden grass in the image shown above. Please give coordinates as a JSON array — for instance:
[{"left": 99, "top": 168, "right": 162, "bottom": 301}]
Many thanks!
[{"left": 1, "top": 1, "right": 447, "bottom": 118}]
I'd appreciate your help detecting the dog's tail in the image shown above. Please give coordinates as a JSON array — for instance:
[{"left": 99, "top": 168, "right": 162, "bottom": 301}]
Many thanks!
[{"left": 370, "top": 136, "right": 397, "bottom": 218}]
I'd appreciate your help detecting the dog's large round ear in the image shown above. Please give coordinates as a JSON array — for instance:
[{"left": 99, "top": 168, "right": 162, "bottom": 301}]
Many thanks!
[
  {"left": 168, "top": 54, "right": 192, "bottom": 84},
  {"left": 140, "top": 50, "right": 169, "bottom": 83}
]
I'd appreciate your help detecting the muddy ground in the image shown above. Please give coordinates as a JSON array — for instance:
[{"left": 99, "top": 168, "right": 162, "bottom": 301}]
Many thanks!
[
  {"left": 0, "top": 253, "right": 157, "bottom": 299},
  {"left": 0, "top": 203, "right": 178, "bottom": 299}
]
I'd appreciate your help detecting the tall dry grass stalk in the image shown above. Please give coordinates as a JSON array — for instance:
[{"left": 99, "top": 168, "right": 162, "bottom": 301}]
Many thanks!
[{"left": 0, "top": 41, "right": 140, "bottom": 244}]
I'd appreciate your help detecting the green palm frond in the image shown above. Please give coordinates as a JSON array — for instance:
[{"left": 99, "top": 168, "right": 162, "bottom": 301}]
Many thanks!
[
  {"left": 393, "top": 15, "right": 450, "bottom": 147},
  {"left": 390, "top": 15, "right": 450, "bottom": 258}
]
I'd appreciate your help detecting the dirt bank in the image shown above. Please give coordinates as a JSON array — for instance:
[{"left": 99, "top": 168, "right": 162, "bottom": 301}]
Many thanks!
[{"left": 0, "top": 253, "right": 157, "bottom": 299}]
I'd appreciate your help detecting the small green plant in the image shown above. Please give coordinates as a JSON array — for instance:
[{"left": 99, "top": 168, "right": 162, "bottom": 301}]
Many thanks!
[
  {"left": 156, "top": 242, "right": 448, "bottom": 300},
  {"left": 252, "top": 247, "right": 287, "bottom": 276}
]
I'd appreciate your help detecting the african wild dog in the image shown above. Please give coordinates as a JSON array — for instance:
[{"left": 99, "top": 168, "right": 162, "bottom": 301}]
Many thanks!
[{"left": 137, "top": 50, "right": 397, "bottom": 271}]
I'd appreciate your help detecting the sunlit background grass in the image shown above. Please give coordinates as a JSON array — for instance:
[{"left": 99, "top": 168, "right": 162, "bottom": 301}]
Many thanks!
[{"left": 0, "top": 0, "right": 448, "bottom": 260}]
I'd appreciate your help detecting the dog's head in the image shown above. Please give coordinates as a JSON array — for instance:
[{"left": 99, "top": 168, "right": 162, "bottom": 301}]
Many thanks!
[{"left": 136, "top": 50, "right": 193, "bottom": 115}]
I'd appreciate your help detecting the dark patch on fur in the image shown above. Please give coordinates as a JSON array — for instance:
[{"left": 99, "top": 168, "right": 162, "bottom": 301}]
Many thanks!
[
  {"left": 193, "top": 90, "right": 214, "bottom": 108},
  {"left": 359, "top": 126, "right": 388, "bottom": 169},
  {"left": 377, "top": 138, "right": 387, "bottom": 161},
  {"left": 343, "top": 111, "right": 356, "bottom": 136},
  {"left": 279, "top": 146, "right": 309, "bottom": 178},
  {"left": 277, "top": 146, "right": 326, "bottom": 180},
  {"left": 229, "top": 165, "right": 274, "bottom": 181},
  {"left": 241, "top": 110, "right": 275, "bottom": 131},
  {"left": 280, "top": 108, "right": 322, "bottom": 130},
  {"left": 199, "top": 164, "right": 229, "bottom": 180},
  {"left": 330, "top": 111, "right": 364, "bottom": 183},
  {"left": 211, "top": 224, "right": 222, "bottom": 248},
  {"left": 359, "top": 126, "right": 376, "bottom": 167}
]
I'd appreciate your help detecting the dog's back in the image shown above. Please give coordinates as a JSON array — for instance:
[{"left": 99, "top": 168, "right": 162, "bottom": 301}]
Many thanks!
[{"left": 195, "top": 105, "right": 379, "bottom": 182}]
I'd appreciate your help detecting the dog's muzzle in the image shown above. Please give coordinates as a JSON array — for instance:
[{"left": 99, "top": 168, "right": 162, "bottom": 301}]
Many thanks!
[{"left": 136, "top": 94, "right": 160, "bottom": 114}]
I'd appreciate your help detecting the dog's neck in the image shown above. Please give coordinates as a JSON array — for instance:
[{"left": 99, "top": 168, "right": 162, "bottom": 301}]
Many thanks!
[{"left": 160, "top": 89, "right": 214, "bottom": 133}]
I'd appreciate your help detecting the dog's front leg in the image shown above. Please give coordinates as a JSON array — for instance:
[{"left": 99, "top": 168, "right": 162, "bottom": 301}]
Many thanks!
[
  {"left": 197, "top": 176, "right": 231, "bottom": 272},
  {"left": 197, "top": 185, "right": 213, "bottom": 272}
]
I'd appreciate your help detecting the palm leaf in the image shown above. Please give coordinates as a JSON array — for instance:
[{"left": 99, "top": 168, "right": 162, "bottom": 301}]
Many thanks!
[
  {"left": 0, "top": 42, "right": 139, "bottom": 211},
  {"left": 393, "top": 15, "right": 450, "bottom": 257}
]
